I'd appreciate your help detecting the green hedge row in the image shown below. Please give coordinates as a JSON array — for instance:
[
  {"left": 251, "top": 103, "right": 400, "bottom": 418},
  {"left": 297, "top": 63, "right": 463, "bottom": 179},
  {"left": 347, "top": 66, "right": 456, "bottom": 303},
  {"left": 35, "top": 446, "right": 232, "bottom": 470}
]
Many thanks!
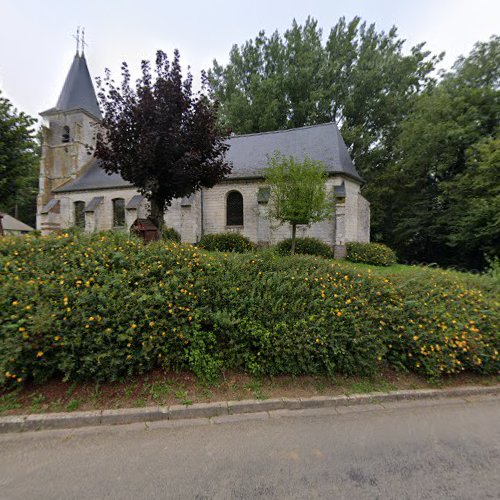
[
  {"left": 276, "top": 237, "right": 333, "bottom": 258},
  {"left": 346, "top": 242, "right": 397, "bottom": 266},
  {"left": 0, "top": 232, "right": 498, "bottom": 387},
  {"left": 198, "top": 232, "right": 254, "bottom": 253}
]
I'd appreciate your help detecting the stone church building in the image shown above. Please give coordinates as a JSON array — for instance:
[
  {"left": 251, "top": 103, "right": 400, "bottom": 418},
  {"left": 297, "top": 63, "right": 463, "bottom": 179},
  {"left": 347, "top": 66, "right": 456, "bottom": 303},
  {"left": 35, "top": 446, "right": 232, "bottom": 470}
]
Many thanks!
[{"left": 37, "top": 50, "right": 370, "bottom": 252}]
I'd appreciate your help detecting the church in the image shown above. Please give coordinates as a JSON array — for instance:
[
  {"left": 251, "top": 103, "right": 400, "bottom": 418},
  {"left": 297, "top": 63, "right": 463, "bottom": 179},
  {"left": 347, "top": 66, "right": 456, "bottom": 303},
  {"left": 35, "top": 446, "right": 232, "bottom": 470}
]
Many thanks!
[{"left": 37, "top": 48, "right": 370, "bottom": 255}]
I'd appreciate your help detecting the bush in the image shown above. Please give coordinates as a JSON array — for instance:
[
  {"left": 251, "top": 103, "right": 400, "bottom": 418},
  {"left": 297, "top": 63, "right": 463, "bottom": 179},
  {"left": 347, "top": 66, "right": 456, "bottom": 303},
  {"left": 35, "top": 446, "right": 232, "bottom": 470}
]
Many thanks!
[
  {"left": 198, "top": 232, "right": 254, "bottom": 253},
  {"left": 161, "top": 226, "right": 181, "bottom": 243},
  {"left": 276, "top": 237, "right": 333, "bottom": 258},
  {"left": 346, "top": 242, "right": 397, "bottom": 266},
  {"left": 0, "top": 232, "right": 498, "bottom": 388}
]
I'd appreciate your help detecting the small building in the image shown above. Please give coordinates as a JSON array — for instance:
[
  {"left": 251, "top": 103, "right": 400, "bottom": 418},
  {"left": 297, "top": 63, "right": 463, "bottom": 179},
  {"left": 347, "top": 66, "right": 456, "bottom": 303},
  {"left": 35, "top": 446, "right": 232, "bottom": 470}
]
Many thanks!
[
  {"left": 0, "top": 213, "right": 35, "bottom": 236},
  {"left": 37, "top": 46, "right": 370, "bottom": 254}
]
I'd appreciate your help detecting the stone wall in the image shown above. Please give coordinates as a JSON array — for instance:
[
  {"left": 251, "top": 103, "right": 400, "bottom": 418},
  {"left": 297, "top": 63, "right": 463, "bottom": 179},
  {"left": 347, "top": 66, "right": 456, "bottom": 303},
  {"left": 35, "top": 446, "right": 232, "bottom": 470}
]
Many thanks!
[{"left": 39, "top": 175, "right": 370, "bottom": 245}]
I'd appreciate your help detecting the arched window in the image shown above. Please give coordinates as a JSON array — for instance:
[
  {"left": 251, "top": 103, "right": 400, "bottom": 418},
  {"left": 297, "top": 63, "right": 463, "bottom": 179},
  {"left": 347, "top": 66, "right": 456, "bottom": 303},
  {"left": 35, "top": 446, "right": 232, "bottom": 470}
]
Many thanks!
[
  {"left": 62, "top": 126, "right": 70, "bottom": 143},
  {"left": 112, "top": 198, "right": 126, "bottom": 228},
  {"left": 226, "top": 191, "right": 243, "bottom": 226},
  {"left": 74, "top": 201, "right": 85, "bottom": 228}
]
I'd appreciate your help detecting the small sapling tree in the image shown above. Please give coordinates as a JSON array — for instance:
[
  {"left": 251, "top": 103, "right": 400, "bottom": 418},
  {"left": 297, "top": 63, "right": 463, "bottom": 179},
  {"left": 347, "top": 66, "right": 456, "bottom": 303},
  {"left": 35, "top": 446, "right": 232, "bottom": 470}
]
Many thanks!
[{"left": 264, "top": 152, "right": 334, "bottom": 254}]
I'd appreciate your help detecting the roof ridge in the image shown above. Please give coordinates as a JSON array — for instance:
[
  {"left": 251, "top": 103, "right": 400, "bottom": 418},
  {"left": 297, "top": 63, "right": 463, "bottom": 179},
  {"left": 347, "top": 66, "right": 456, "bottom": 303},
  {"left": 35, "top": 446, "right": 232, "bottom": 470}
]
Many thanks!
[{"left": 229, "top": 122, "right": 336, "bottom": 139}]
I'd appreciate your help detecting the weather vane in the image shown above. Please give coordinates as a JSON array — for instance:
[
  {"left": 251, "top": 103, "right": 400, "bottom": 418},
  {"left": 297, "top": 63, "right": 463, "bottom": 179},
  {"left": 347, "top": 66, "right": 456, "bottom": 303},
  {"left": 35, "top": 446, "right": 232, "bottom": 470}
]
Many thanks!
[
  {"left": 73, "top": 26, "right": 80, "bottom": 54},
  {"left": 81, "top": 27, "right": 88, "bottom": 54}
]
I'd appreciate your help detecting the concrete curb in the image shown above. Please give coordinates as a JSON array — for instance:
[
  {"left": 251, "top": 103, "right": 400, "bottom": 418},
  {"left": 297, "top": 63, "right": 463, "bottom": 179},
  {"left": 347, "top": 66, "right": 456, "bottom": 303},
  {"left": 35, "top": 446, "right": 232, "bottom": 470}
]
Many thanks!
[{"left": 1, "top": 384, "right": 499, "bottom": 434}]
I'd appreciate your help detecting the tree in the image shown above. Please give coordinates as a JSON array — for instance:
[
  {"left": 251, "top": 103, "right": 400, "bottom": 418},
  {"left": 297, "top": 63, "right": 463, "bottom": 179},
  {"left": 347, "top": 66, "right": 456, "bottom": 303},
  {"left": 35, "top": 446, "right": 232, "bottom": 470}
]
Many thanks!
[
  {"left": 387, "top": 36, "right": 499, "bottom": 268},
  {"left": 208, "top": 16, "right": 440, "bottom": 243},
  {"left": 95, "top": 50, "right": 231, "bottom": 230},
  {"left": 264, "top": 153, "right": 333, "bottom": 254},
  {"left": 0, "top": 91, "right": 39, "bottom": 226}
]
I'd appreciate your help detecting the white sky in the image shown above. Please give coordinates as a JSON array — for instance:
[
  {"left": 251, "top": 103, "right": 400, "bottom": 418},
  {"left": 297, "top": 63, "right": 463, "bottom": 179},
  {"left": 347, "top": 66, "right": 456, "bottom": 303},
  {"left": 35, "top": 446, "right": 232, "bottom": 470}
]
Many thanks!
[{"left": 0, "top": 0, "right": 498, "bottom": 119}]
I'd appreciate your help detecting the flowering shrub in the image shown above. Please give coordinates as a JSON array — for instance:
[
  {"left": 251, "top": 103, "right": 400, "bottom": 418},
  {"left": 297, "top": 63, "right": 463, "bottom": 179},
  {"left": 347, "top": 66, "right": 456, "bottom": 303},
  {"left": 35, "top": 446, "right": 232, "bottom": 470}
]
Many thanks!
[
  {"left": 346, "top": 242, "right": 397, "bottom": 266},
  {"left": 0, "top": 232, "right": 498, "bottom": 388},
  {"left": 198, "top": 232, "right": 254, "bottom": 253},
  {"left": 276, "top": 237, "right": 333, "bottom": 258}
]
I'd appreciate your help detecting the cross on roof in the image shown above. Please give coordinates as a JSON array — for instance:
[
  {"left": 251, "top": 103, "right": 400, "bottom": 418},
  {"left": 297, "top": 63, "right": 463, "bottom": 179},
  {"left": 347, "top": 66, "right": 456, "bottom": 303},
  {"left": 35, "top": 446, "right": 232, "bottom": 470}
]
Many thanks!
[
  {"left": 81, "top": 27, "right": 88, "bottom": 54},
  {"left": 72, "top": 26, "right": 87, "bottom": 56},
  {"left": 73, "top": 26, "right": 80, "bottom": 54}
]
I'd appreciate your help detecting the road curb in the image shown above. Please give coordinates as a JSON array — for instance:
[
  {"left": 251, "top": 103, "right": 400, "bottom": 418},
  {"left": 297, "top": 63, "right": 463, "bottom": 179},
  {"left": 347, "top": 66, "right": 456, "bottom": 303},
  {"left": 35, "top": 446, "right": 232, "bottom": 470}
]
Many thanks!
[{"left": 1, "top": 384, "right": 499, "bottom": 433}]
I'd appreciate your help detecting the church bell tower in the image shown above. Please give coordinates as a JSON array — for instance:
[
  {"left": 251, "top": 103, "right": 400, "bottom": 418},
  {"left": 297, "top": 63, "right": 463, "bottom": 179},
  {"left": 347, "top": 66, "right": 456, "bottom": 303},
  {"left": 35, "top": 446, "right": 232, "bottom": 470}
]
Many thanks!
[{"left": 37, "top": 30, "right": 101, "bottom": 231}]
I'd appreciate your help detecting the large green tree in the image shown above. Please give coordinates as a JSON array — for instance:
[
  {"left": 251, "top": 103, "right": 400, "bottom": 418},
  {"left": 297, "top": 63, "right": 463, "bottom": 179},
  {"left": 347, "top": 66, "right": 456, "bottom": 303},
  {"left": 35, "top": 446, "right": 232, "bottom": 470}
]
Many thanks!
[
  {"left": 387, "top": 36, "right": 499, "bottom": 268},
  {"left": 0, "top": 91, "right": 39, "bottom": 226},
  {"left": 95, "top": 50, "right": 231, "bottom": 230},
  {"left": 208, "top": 16, "right": 440, "bottom": 242}
]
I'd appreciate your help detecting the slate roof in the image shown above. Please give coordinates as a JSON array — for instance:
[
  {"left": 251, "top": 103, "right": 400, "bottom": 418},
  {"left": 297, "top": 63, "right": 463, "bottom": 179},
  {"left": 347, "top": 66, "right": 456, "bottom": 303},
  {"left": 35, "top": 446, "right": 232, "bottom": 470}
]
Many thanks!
[
  {"left": 41, "top": 53, "right": 101, "bottom": 119},
  {"left": 0, "top": 213, "right": 34, "bottom": 232},
  {"left": 53, "top": 160, "right": 131, "bottom": 192},
  {"left": 225, "top": 123, "right": 361, "bottom": 182},
  {"left": 84, "top": 196, "right": 104, "bottom": 212},
  {"left": 54, "top": 122, "right": 362, "bottom": 193}
]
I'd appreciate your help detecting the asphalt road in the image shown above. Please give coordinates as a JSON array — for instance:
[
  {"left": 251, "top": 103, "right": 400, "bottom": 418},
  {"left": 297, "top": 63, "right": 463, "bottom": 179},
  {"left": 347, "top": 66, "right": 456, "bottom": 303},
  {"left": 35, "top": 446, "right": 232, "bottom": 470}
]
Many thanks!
[{"left": 0, "top": 395, "right": 499, "bottom": 500}]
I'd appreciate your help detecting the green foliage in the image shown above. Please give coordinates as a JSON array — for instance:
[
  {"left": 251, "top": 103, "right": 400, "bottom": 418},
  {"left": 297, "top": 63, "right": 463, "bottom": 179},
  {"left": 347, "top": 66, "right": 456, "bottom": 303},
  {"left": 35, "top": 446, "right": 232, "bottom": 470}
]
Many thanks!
[
  {"left": 209, "top": 17, "right": 437, "bottom": 176},
  {"left": 371, "top": 36, "right": 499, "bottom": 270},
  {"left": 264, "top": 153, "right": 333, "bottom": 253},
  {"left": 210, "top": 18, "right": 498, "bottom": 271},
  {"left": 276, "top": 237, "right": 333, "bottom": 258},
  {"left": 0, "top": 232, "right": 498, "bottom": 389},
  {"left": 161, "top": 226, "right": 181, "bottom": 243},
  {"left": 483, "top": 256, "right": 500, "bottom": 285},
  {"left": 346, "top": 242, "right": 397, "bottom": 266},
  {"left": 198, "top": 232, "right": 254, "bottom": 253},
  {"left": 0, "top": 91, "right": 39, "bottom": 227}
]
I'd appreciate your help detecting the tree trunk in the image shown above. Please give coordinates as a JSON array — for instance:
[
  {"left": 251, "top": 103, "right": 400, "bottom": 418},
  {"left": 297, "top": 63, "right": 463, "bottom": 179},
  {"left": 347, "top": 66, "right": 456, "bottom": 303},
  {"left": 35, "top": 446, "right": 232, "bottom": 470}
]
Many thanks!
[
  {"left": 149, "top": 194, "right": 165, "bottom": 233},
  {"left": 291, "top": 223, "right": 297, "bottom": 255}
]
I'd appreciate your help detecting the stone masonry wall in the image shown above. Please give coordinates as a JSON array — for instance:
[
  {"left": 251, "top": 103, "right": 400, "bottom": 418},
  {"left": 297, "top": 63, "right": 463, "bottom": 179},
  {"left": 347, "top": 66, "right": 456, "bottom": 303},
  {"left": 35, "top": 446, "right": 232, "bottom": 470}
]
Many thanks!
[{"left": 44, "top": 175, "right": 370, "bottom": 245}]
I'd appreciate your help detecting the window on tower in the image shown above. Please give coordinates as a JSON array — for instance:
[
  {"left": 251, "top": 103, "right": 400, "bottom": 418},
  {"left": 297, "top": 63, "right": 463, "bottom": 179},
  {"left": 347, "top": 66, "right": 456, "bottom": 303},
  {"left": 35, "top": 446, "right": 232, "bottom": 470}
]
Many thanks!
[{"left": 62, "top": 126, "right": 70, "bottom": 143}]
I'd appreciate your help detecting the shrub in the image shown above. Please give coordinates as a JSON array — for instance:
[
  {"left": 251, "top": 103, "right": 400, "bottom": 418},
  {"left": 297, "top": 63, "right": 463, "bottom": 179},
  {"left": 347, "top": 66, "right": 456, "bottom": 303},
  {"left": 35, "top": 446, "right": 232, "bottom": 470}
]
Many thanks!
[
  {"left": 276, "top": 237, "right": 333, "bottom": 258},
  {"left": 161, "top": 226, "right": 181, "bottom": 243},
  {"left": 198, "top": 232, "right": 254, "bottom": 253},
  {"left": 346, "top": 242, "right": 397, "bottom": 266},
  {"left": 0, "top": 232, "right": 498, "bottom": 388}
]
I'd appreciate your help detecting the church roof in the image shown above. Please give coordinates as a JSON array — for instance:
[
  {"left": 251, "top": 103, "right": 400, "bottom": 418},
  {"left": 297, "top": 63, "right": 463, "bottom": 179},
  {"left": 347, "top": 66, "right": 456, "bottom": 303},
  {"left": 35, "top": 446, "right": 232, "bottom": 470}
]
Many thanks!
[
  {"left": 42, "top": 53, "right": 101, "bottom": 119},
  {"left": 53, "top": 159, "right": 130, "bottom": 193},
  {"left": 225, "top": 122, "right": 361, "bottom": 182},
  {"left": 53, "top": 122, "right": 362, "bottom": 193}
]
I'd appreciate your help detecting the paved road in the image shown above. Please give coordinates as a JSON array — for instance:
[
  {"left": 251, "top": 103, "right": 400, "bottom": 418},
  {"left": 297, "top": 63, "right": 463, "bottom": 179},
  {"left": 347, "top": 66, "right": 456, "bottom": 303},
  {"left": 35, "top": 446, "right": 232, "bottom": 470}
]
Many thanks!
[{"left": 0, "top": 395, "right": 499, "bottom": 499}]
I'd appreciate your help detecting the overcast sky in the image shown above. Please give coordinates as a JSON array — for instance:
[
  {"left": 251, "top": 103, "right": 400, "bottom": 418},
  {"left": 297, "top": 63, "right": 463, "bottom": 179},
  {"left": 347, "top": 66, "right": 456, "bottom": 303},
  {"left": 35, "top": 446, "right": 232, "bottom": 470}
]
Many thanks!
[{"left": 1, "top": 0, "right": 498, "bottom": 119}]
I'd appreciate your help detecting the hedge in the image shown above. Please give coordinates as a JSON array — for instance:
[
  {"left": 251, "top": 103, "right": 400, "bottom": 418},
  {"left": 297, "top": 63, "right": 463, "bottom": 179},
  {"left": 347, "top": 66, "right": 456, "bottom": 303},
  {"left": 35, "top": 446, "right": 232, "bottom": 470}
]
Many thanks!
[
  {"left": 198, "top": 232, "right": 254, "bottom": 253},
  {"left": 276, "top": 237, "right": 333, "bottom": 258},
  {"left": 346, "top": 242, "right": 397, "bottom": 266},
  {"left": 0, "top": 232, "right": 498, "bottom": 388},
  {"left": 161, "top": 227, "right": 181, "bottom": 243}
]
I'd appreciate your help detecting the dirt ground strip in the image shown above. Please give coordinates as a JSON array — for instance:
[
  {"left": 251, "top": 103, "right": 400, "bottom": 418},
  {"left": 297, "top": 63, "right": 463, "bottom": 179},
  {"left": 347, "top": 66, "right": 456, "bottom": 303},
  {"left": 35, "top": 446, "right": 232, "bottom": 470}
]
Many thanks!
[{"left": 2, "top": 369, "right": 499, "bottom": 417}]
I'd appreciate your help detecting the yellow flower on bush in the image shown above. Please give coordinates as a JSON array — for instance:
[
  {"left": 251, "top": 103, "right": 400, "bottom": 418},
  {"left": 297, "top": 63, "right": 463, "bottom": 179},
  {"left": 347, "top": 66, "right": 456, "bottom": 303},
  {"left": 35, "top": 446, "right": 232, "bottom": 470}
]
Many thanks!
[{"left": 36, "top": 351, "right": 44, "bottom": 358}]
